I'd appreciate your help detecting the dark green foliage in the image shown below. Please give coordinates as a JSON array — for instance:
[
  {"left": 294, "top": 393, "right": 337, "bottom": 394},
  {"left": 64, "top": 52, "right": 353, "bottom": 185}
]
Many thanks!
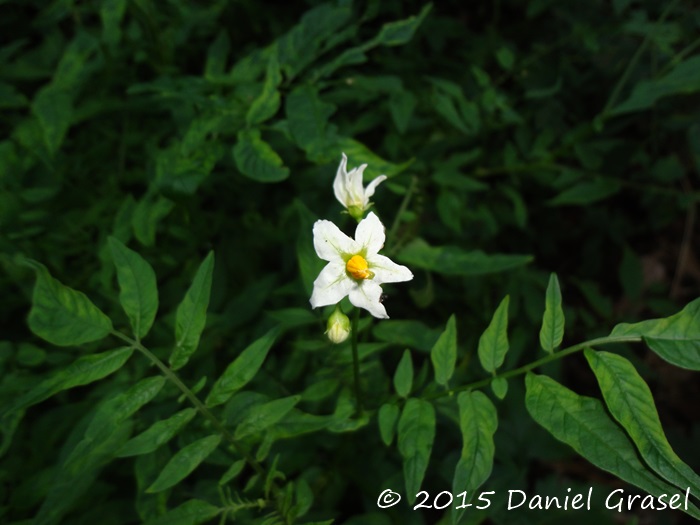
[{"left": 1, "top": 1, "right": 699, "bottom": 524}]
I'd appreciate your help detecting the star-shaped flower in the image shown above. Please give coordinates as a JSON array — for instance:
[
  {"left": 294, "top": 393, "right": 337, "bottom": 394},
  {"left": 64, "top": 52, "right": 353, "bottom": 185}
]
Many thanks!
[
  {"left": 310, "top": 212, "right": 413, "bottom": 319},
  {"left": 333, "top": 153, "right": 387, "bottom": 220}
]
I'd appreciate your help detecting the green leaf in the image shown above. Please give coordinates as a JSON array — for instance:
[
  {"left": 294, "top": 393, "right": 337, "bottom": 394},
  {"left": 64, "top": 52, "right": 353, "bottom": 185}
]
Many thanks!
[
  {"left": 397, "top": 398, "right": 435, "bottom": 503},
  {"left": 525, "top": 373, "right": 700, "bottom": 521},
  {"left": 378, "top": 403, "right": 400, "bottom": 446},
  {"left": 117, "top": 408, "right": 197, "bottom": 458},
  {"left": 108, "top": 237, "right": 158, "bottom": 340},
  {"left": 585, "top": 350, "right": 700, "bottom": 494},
  {"left": 477, "top": 295, "right": 510, "bottom": 373},
  {"left": 398, "top": 238, "right": 533, "bottom": 276},
  {"left": 611, "top": 56, "right": 700, "bottom": 115},
  {"left": 1, "top": 347, "right": 133, "bottom": 417},
  {"left": 372, "top": 320, "right": 441, "bottom": 353},
  {"left": 430, "top": 314, "right": 457, "bottom": 386},
  {"left": 219, "top": 459, "right": 246, "bottom": 485},
  {"left": 206, "top": 328, "right": 279, "bottom": 407},
  {"left": 99, "top": 0, "right": 127, "bottom": 48},
  {"left": 491, "top": 377, "right": 508, "bottom": 399},
  {"left": 246, "top": 47, "right": 282, "bottom": 126},
  {"left": 539, "top": 273, "right": 564, "bottom": 353},
  {"left": 205, "top": 30, "right": 230, "bottom": 80},
  {"left": 27, "top": 264, "right": 113, "bottom": 346},
  {"left": 495, "top": 46, "right": 515, "bottom": 70},
  {"left": 335, "top": 137, "right": 412, "bottom": 179},
  {"left": 610, "top": 297, "right": 700, "bottom": 370},
  {"left": 234, "top": 396, "right": 300, "bottom": 440},
  {"left": 147, "top": 434, "right": 222, "bottom": 493},
  {"left": 32, "top": 85, "right": 72, "bottom": 156},
  {"left": 389, "top": 90, "right": 416, "bottom": 134},
  {"left": 170, "top": 252, "right": 214, "bottom": 370},
  {"left": 233, "top": 129, "right": 290, "bottom": 183},
  {"left": 142, "top": 499, "right": 221, "bottom": 525},
  {"left": 547, "top": 179, "right": 621, "bottom": 206},
  {"left": 65, "top": 376, "right": 166, "bottom": 470},
  {"left": 369, "top": 4, "right": 432, "bottom": 47},
  {"left": 286, "top": 85, "right": 336, "bottom": 159},
  {"left": 393, "top": 349, "right": 413, "bottom": 398},
  {"left": 132, "top": 193, "right": 175, "bottom": 247},
  {"left": 275, "top": 2, "right": 353, "bottom": 79},
  {"left": 451, "top": 391, "right": 497, "bottom": 524}
]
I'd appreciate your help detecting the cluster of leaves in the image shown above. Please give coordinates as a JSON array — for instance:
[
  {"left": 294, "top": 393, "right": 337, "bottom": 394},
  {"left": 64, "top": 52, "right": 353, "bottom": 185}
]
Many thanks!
[{"left": 1, "top": 0, "right": 699, "bottom": 524}]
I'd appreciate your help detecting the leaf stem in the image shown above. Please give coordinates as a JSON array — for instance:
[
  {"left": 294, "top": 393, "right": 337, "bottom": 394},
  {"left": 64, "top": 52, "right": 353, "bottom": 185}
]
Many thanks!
[
  {"left": 350, "top": 308, "right": 364, "bottom": 416},
  {"left": 427, "top": 334, "right": 642, "bottom": 400},
  {"left": 110, "top": 331, "right": 269, "bottom": 481}
]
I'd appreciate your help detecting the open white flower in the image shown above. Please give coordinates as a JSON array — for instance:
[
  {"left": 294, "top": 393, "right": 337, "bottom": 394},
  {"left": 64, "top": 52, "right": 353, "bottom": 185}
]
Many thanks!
[
  {"left": 333, "top": 153, "right": 387, "bottom": 220},
  {"left": 310, "top": 212, "right": 413, "bottom": 319}
]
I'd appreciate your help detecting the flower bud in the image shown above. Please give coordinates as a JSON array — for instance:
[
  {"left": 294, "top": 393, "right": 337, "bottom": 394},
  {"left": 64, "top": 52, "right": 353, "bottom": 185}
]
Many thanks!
[{"left": 326, "top": 307, "right": 351, "bottom": 344}]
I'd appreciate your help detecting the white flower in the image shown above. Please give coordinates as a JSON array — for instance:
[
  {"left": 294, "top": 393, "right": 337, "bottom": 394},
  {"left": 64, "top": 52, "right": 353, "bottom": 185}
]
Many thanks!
[
  {"left": 333, "top": 153, "right": 387, "bottom": 220},
  {"left": 310, "top": 212, "right": 413, "bottom": 319}
]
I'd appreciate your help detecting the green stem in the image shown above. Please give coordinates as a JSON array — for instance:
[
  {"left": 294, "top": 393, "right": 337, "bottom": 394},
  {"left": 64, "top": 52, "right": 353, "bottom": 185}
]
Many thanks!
[
  {"left": 427, "top": 334, "right": 642, "bottom": 400},
  {"left": 601, "top": 0, "right": 680, "bottom": 118},
  {"left": 350, "top": 308, "right": 363, "bottom": 416},
  {"left": 111, "top": 331, "right": 269, "bottom": 481}
]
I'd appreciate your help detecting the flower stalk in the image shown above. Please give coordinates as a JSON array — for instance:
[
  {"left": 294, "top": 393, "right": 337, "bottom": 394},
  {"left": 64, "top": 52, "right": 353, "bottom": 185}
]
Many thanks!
[{"left": 350, "top": 308, "right": 363, "bottom": 417}]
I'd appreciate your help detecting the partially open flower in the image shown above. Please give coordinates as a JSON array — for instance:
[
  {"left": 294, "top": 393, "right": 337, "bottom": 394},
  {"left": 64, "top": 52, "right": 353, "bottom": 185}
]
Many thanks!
[
  {"left": 333, "top": 153, "right": 387, "bottom": 221},
  {"left": 326, "top": 306, "right": 351, "bottom": 344},
  {"left": 310, "top": 212, "right": 413, "bottom": 319}
]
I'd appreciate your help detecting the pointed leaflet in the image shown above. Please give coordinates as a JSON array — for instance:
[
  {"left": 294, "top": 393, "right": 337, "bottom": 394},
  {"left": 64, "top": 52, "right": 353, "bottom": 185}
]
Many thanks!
[
  {"left": 220, "top": 459, "right": 246, "bottom": 485},
  {"left": 610, "top": 297, "right": 700, "bottom": 370},
  {"left": 65, "top": 376, "right": 165, "bottom": 471},
  {"left": 397, "top": 398, "right": 435, "bottom": 503},
  {"left": 539, "top": 273, "right": 564, "bottom": 353},
  {"left": 27, "top": 263, "right": 112, "bottom": 346},
  {"left": 525, "top": 373, "right": 700, "bottom": 521},
  {"left": 477, "top": 295, "right": 510, "bottom": 373},
  {"left": 205, "top": 328, "right": 279, "bottom": 407},
  {"left": 147, "top": 434, "right": 222, "bottom": 493},
  {"left": 234, "top": 395, "right": 300, "bottom": 440},
  {"left": 233, "top": 129, "right": 289, "bottom": 183},
  {"left": 393, "top": 349, "right": 413, "bottom": 398},
  {"left": 378, "top": 403, "right": 400, "bottom": 446},
  {"left": 368, "top": 4, "right": 432, "bottom": 47},
  {"left": 117, "top": 408, "right": 197, "bottom": 457},
  {"left": 430, "top": 315, "right": 457, "bottom": 386},
  {"left": 142, "top": 499, "right": 221, "bottom": 525},
  {"left": 286, "top": 85, "right": 335, "bottom": 158},
  {"left": 585, "top": 349, "right": 700, "bottom": 494},
  {"left": 490, "top": 377, "right": 508, "bottom": 400},
  {"left": 1, "top": 347, "right": 133, "bottom": 417},
  {"left": 451, "top": 391, "right": 497, "bottom": 509},
  {"left": 246, "top": 46, "right": 282, "bottom": 126},
  {"left": 170, "top": 252, "right": 214, "bottom": 370},
  {"left": 108, "top": 237, "right": 158, "bottom": 340}
]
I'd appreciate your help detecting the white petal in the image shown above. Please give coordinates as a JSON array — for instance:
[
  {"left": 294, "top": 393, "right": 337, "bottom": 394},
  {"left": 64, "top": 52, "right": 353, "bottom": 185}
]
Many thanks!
[
  {"left": 363, "top": 175, "right": 387, "bottom": 205},
  {"left": 349, "top": 280, "right": 388, "bottom": 319},
  {"left": 355, "top": 212, "right": 386, "bottom": 255},
  {"left": 333, "top": 153, "right": 350, "bottom": 207},
  {"left": 347, "top": 163, "right": 368, "bottom": 206},
  {"left": 313, "top": 220, "right": 358, "bottom": 261},
  {"left": 367, "top": 254, "right": 413, "bottom": 284},
  {"left": 310, "top": 261, "right": 354, "bottom": 308}
]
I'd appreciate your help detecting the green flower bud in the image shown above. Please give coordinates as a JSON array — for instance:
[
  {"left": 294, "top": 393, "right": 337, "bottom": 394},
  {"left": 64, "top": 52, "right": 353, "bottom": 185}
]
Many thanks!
[{"left": 326, "top": 306, "right": 351, "bottom": 344}]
